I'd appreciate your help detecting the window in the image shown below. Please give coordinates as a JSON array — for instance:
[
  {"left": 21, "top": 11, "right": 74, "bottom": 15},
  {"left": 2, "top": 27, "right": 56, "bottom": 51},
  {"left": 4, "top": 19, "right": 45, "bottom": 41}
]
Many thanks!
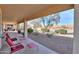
[{"left": 18, "top": 22, "right": 24, "bottom": 33}]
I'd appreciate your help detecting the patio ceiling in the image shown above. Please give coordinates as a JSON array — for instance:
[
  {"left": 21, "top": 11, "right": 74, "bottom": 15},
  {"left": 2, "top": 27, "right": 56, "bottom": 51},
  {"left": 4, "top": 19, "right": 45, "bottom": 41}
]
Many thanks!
[{"left": 0, "top": 4, "right": 74, "bottom": 23}]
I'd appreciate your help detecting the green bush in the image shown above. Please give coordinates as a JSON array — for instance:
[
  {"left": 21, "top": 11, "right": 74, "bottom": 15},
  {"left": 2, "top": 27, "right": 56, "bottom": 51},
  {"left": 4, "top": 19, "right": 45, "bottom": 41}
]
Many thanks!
[
  {"left": 55, "top": 29, "right": 67, "bottom": 34},
  {"left": 59, "top": 29, "right": 67, "bottom": 34},
  {"left": 27, "top": 28, "right": 33, "bottom": 34},
  {"left": 55, "top": 30, "right": 59, "bottom": 33}
]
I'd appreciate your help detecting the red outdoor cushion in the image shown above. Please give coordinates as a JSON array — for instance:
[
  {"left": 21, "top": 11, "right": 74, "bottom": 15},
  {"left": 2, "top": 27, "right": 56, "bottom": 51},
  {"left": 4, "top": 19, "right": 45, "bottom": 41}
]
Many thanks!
[
  {"left": 5, "top": 33, "right": 15, "bottom": 46},
  {"left": 11, "top": 43, "right": 24, "bottom": 53},
  {"left": 6, "top": 37, "right": 14, "bottom": 46},
  {"left": 5, "top": 33, "right": 10, "bottom": 38},
  {"left": 5, "top": 33, "right": 24, "bottom": 53}
]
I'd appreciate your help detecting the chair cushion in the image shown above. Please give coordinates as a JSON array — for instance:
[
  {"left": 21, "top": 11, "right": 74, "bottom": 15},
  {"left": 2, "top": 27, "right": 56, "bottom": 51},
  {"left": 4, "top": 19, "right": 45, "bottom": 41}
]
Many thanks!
[
  {"left": 11, "top": 43, "right": 24, "bottom": 53},
  {"left": 5, "top": 33, "right": 10, "bottom": 38},
  {"left": 6, "top": 37, "right": 14, "bottom": 46}
]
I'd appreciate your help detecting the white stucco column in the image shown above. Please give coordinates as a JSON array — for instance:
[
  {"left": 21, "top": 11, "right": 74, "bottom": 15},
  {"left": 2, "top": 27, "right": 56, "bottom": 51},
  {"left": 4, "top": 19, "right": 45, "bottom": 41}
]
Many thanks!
[
  {"left": 73, "top": 4, "right": 79, "bottom": 53},
  {"left": 24, "top": 20, "right": 28, "bottom": 37}
]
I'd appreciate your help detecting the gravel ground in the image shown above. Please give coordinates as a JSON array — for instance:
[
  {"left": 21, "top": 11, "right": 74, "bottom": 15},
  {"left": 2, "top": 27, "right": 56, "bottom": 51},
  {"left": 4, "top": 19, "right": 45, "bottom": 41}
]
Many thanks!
[{"left": 28, "top": 33, "right": 73, "bottom": 54}]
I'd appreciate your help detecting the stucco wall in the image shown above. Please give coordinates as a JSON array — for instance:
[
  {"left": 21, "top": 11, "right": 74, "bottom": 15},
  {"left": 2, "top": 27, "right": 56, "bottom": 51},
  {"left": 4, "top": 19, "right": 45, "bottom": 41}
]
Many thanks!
[
  {"left": 73, "top": 5, "right": 79, "bottom": 53},
  {"left": 0, "top": 8, "right": 2, "bottom": 34},
  {"left": 0, "top": 8, "right": 2, "bottom": 49}
]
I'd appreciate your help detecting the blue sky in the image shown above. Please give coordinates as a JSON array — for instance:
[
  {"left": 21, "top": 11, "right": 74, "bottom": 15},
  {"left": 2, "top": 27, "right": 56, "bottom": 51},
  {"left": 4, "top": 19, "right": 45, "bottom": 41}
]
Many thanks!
[
  {"left": 58, "top": 9, "right": 74, "bottom": 25},
  {"left": 40, "top": 9, "right": 74, "bottom": 26},
  {"left": 29, "top": 9, "right": 74, "bottom": 26}
]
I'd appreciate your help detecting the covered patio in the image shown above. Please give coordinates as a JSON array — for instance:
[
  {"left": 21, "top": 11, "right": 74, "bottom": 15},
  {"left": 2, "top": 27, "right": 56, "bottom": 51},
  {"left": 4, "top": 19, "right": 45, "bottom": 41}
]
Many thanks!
[{"left": 0, "top": 4, "right": 74, "bottom": 54}]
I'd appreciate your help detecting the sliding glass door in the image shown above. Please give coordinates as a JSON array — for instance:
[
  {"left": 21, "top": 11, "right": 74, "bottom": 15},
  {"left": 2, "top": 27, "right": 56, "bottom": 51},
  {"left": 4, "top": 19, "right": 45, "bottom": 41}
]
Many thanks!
[{"left": 17, "top": 22, "right": 24, "bottom": 35}]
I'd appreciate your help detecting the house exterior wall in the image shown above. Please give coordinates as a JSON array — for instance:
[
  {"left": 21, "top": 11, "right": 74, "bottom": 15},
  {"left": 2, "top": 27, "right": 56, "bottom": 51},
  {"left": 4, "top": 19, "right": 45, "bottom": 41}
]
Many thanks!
[
  {"left": 0, "top": 8, "right": 2, "bottom": 49},
  {"left": 73, "top": 5, "right": 79, "bottom": 53},
  {"left": 3, "top": 21, "right": 17, "bottom": 31}
]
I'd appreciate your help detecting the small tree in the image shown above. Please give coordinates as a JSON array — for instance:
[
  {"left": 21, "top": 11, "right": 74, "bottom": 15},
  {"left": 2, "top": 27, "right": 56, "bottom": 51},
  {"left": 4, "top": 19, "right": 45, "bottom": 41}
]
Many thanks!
[
  {"left": 29, "top": 13, "right": 60, "bottom": 33},
  {"left": 40, "top": 13, "right": 60, "bottom": 33}
]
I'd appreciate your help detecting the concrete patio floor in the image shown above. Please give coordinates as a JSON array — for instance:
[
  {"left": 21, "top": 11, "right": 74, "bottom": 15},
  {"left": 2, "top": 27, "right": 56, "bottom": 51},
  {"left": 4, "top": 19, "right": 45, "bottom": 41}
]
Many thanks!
[{"left": 5, "top": 32, "right": 58, "bottom": 54}]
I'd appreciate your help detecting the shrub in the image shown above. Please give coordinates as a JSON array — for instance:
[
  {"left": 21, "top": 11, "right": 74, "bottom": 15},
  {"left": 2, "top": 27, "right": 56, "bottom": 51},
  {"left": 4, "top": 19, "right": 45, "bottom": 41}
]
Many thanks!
[
  {"left": 27, "top": 28, "right": 33, "bottom": 34},
  {"left": 55, "top": 29, "right": 67, "bottom": 34},
  {"left": 55, "top": 30, "right": 59, "bottom": 33},
  {"left": 59, "top": 29, "right": 67, "bottom": 34}
]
